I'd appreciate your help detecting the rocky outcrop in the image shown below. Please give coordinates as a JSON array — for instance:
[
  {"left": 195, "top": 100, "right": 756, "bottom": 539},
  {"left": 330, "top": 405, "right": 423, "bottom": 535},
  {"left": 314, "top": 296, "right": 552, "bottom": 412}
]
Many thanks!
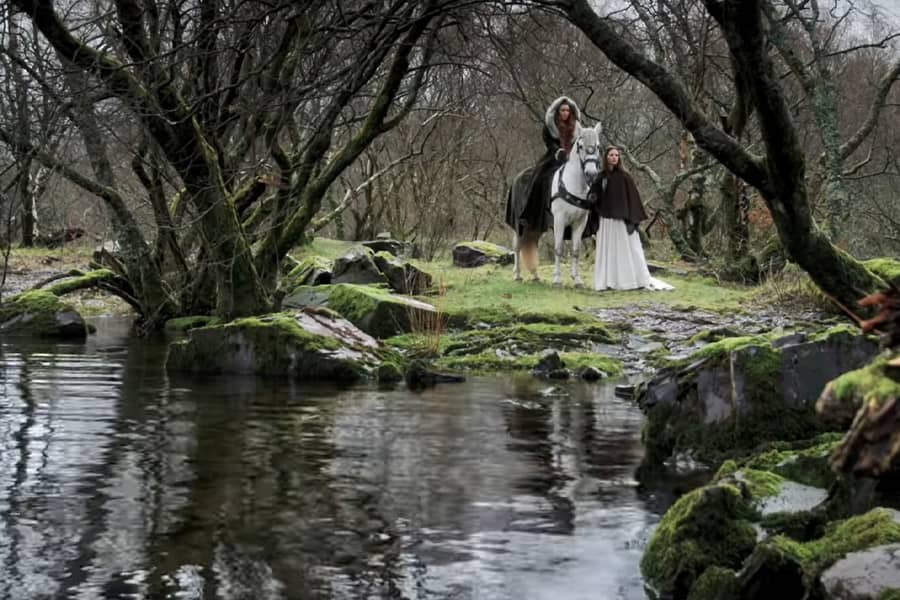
[
  {"left": 641, "top": 435, "right": 900, "bottom": 600},
  {"left": 284, "top": 255, "right": 333, "bottom": 288},
  {"left": 0, "top": 290, "right": 87, "bottom": 339},
  {"left": 636, "top": 328, "right": 878, "bottom": 466},
  {"left": 282, "top": 283, "right": 437, "bottom": 339},
  {"left": 361, "top": 238, "right": 411, "bottom": 257},
  {"left": 820, "top": 542, "right": 900, "bottom": 600},
  {"left": 331, "top": 246, "right": 388, "bottom": 285},
  {"left": 372, "top": 251, "right": 433, "bottom": 295},
  {"left": 166, "top": 307, "right": 398, "bottom": 381},
  {"left": 451, "top": 241, "right": 514, "bottom": 268}
]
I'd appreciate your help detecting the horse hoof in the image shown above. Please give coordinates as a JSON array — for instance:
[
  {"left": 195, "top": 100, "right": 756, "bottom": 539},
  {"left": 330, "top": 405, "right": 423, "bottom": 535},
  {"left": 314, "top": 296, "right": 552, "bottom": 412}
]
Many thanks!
[
  {"left": 514, "top": 276, "right": 522, "bottom": 282},
  {"left": 574, "top": 282, "right": 584, "bottom": 289},
  {"left": 553, "top": 281, "right": 562, "bottom": 288}
]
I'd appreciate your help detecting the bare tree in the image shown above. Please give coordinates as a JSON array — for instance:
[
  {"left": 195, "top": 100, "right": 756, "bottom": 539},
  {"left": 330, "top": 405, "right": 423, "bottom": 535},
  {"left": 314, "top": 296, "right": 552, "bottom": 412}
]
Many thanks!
[
  {"left": 6, "top": 0, "right": 457, "bottom": 326},
  {"left": 562, "top": 0, "right": 892, "bottom": 308}
]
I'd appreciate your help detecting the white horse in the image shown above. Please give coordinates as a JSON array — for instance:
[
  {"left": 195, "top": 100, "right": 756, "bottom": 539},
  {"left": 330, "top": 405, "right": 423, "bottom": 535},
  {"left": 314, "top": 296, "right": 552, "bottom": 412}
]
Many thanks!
[{"left": 549, "top": 122, "right": 602, "bottom": 287}]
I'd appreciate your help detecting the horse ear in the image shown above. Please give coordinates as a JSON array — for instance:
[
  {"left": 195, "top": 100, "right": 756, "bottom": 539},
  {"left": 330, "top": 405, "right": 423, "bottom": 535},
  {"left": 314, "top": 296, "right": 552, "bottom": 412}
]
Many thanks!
[{"left": 594, "top": 122, "right": 603, "bottom": 137}]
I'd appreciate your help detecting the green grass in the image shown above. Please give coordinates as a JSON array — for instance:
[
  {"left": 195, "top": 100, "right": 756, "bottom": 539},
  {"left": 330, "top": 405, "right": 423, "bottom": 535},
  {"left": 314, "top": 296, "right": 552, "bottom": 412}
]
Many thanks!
[{"left": 289, "top": 237, "right": 755, "bottom": 319}]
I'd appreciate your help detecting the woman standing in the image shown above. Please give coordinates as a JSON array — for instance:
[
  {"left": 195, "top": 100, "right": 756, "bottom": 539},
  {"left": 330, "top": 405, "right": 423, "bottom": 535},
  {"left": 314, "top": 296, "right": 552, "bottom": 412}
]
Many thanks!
[{"left": 592, "top": 146, "right": 672, "bottom": 291}]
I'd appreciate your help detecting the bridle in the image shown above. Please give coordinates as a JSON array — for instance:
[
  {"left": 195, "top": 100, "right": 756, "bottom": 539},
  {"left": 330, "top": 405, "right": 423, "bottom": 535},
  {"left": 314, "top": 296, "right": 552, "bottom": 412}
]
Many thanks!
[{"left": 552, "top": 132, "right": 600, "bottom": 211}]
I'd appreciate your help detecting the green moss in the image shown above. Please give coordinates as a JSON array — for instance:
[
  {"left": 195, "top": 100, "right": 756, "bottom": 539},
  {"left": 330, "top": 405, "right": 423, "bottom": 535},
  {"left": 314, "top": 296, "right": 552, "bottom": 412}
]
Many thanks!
[
  {"left": 688, "top": 327, "right": 744, "bottom": 346},
  {"left": 0, "top": 290, "right": 83, "bottom": 338},
  {"left": 326, "top": 283, "right": 433, "bottom": 338},
  {"left": 435, "top": 349, "right": 622, "bottom": 375},
  {"left": 377, "top": 361, "right": 403, "bottom": 383},
  {"left": 167, "top": 311, "right": 397, "bottom": 381},
  {"left": 808, "top": 323, "right": 865, "bottom": 343},
  {"left": 739, "top": 433, "right": 843, "bottom": 488},
  {"left": 641, "top": 484, "right": 757, "bottom": 599},
  {"left": 686, "top": 566, "right": 739, "bottom": 600},
  {"left": 441, "top": 322, "right": 616, "bottom": 357},
  {"left": 165, "top": 315, "right": 223, "bottom": 333},
  {"left": 644, "top": 335, "right": 830, "bottom": 464},
  {"left": 830, "top": 354, "right": 900, "bottom": 411},
  {"left": 767, "top": 508, "right": 900, "bottom": 587},
  {"left": 456, "top": 240, "right": 510, "bottom": 257},
  {"left": 2, "top": 290, "right": 62, "bottom": 314},
  {"left": 225, "top": 313, "right": 341, "bottom": 352},
  {"left": 283, "top": 255, "right": 332, "bottom": 290},
  {"left": 46, "top": 269, "right": 116, "bottom": 296},
  {"left": 758, "top": 510, "right": 827, "bottom": 541},
  {"left": 863, "top": 257, "right": 900, "bottom": 284},
  {"left": 734, "top": 468, "right": 785, "bottom": 498}
]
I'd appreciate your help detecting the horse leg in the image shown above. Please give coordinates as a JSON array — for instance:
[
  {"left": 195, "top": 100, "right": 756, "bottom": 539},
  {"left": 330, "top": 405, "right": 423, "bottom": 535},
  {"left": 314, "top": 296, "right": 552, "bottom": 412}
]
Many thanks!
[
  {"left": 525, "top": 228, "right": 540, "bottom": 281},
  {"left": 570, "top": 211, "right": 590, "bottom": 288},
  {"left": 512, "top": 230, "right": 522, "bottom": 281},
  {"left": 552, "top": 207, "right": 565, "bottom": 287}
]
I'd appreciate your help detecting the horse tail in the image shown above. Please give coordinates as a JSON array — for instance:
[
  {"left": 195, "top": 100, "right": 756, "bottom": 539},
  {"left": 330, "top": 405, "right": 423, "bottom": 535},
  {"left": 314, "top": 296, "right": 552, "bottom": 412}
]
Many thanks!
[{"left": 521, "top": 229, "right": 540, "bottom": 273}]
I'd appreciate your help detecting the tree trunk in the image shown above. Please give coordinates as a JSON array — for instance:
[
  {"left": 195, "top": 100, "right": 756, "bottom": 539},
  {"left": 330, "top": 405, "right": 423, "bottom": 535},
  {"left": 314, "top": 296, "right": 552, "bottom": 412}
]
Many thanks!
[
  {"left": 60, "top": 62, "right": 176, "bottom": 326},
  {"left": 566, "top": 0, "right": 884, "bottom": 310}
]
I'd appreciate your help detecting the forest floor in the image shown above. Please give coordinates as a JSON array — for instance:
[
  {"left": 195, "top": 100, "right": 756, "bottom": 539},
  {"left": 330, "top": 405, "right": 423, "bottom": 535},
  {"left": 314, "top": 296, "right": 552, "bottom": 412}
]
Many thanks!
[{"left": 1, "top": 238, "right": 847, "bottom": 367}]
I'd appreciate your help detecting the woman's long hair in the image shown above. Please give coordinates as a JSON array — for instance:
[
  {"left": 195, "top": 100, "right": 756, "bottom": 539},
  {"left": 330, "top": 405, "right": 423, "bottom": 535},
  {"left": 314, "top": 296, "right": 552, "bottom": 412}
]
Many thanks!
[
  {"left": 556, "top": 104, "right": 576, "bottom": 155},
  {"left": 602, "top": 145, "right": 629, "bottom": 174}
]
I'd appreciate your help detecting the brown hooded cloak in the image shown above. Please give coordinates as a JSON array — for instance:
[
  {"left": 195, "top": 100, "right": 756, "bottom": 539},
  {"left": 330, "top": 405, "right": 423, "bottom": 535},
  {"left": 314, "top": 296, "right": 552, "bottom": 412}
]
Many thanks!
[{"left": 593, "top": 169, "right": 648, "bottom": 227}]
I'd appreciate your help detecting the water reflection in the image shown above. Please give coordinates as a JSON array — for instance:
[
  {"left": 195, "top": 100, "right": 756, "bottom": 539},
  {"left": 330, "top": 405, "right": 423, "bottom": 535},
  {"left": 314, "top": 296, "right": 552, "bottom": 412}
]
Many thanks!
[{"left": 0, "top": 320, "right": 661, "bottom": 599}]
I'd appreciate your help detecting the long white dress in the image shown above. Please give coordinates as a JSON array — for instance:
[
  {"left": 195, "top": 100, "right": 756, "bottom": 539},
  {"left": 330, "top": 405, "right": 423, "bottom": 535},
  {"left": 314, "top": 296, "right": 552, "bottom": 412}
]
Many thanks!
[{"left": 594, "top": 217, "right": 673, "bottom": 291}]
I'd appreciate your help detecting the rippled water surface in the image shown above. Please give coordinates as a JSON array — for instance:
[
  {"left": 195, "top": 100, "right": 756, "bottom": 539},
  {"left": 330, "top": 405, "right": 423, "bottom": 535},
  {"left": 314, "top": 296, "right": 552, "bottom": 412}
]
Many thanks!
[{"left": 0, "top": 318, "right": 667, "bottom": 599}]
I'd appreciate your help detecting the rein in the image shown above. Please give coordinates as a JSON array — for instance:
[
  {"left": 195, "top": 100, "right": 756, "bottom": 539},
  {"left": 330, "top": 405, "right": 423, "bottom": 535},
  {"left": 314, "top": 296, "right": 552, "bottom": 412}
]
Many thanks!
[{"left": 552, "top": 154, "right": 599, "bottom": 211}]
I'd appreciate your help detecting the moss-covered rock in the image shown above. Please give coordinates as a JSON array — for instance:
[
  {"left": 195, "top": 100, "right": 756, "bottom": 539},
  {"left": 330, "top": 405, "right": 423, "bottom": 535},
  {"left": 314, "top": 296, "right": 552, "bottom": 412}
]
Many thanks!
[
  {"left": 372, "top": 251, "right": 433, "bottom": 295},
  {"left": 743, "top": 508, "right": 900, "bottom": 594},
  {"left": 816, "top": 352, "right": 900, "bottom": 428},
  {"left": 637, "top": 329, "right": 877, "bottom": 466},
  {"left": 327, "top": 284, "right": 437, "bottom": 339},
  {"left": 641, "top": 483, "right": 758, "bottom": 599},
  {"left": 435, "top": 349, "right": 622, "bottom": 376},
  {"left": 686, "top": 566, "right": 739, "bottom": 600},
  {"left": 440, "top": 322, "right": 617, "bottom": 356},
  {"left": 282, "top": 255, "right": 333, "bottom": 290},
  {"left": 332, "top": 246, "right": 387, "bottom": 285},
  {"left": 732, "top": 433, "right": 844, "bottom": 489},
  {"left": 0, "top": 290, "right": 87, "bottom": 339},
  {"left": 377, "top": 361, "right": 403, "bottom": 383},
  {"left": 281, "top": 283, "right": 438, "bottom": 339},
  {"left": 166, "top": 308, "right": 398, "bottom": 381},
  {"left": 164, "top": 315, "right": 223, "bottom": 333},
  {"left": 452, "top": 241, "right": 513, "bottom": 268}
]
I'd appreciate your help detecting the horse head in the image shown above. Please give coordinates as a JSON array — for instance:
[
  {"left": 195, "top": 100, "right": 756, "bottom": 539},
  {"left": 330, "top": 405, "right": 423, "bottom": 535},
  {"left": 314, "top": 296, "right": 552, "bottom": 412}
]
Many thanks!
[{"left": 572, "top": 122, "right": 603, "bottom": 187}]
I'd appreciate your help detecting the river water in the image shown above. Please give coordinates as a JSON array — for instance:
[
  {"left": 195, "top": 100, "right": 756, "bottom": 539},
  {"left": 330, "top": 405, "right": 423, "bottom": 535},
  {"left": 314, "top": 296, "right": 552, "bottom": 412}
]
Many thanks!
[{"left": 0, "top": 318, "right": 671, "bottom": 600}]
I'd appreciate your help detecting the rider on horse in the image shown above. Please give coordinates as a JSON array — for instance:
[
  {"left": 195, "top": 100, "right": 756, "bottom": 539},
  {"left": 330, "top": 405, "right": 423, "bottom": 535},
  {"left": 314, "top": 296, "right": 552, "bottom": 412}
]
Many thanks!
[{"left": 505, "top": 96, "right": 583, "bottom": 238}]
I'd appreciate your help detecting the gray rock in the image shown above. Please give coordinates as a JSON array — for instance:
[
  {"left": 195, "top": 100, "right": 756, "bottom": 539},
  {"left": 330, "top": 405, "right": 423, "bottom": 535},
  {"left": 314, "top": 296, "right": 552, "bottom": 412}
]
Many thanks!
[
  {"left": 332, "top": 247, "right": 387, "bottom": 285},
  {"left": 166, "top": 308, "right": 385, "bottom": 381},
  {"left": 779, "top": 331, "right": 878, "bottom": 409},
  {"left": 580, "top": 366, "right": 606, "bottom": 381},
  {"left": 452, "top": 242, "right": 513, "bottom": 268},
  {"left": 532, "top": 350, "right": 564, "bottom": 378},
  {"left": 362, "top": 239, "right": 410, "bottom": 257},
  {"left": 820, "top": 542, "right": 900, "bottom": 600},
  {"left": 372, "top": 252, "right": 433, "bottom": 295}
]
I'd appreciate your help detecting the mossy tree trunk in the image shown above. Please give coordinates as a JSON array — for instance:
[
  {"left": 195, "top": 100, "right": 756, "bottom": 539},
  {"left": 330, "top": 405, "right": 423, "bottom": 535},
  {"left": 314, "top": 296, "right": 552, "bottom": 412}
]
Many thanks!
[
  {"left": 13, "top": 0, "right": 444, "bottom": 325},
  {"left": 566, "top": 0, "right": 885, "bottom": 309}
]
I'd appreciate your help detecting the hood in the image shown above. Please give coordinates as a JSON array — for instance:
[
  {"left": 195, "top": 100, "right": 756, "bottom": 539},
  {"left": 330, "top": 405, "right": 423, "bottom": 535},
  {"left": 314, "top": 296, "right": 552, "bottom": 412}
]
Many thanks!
[{"left": 544, "top": 96, "right": 581, "bottom": 139}]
